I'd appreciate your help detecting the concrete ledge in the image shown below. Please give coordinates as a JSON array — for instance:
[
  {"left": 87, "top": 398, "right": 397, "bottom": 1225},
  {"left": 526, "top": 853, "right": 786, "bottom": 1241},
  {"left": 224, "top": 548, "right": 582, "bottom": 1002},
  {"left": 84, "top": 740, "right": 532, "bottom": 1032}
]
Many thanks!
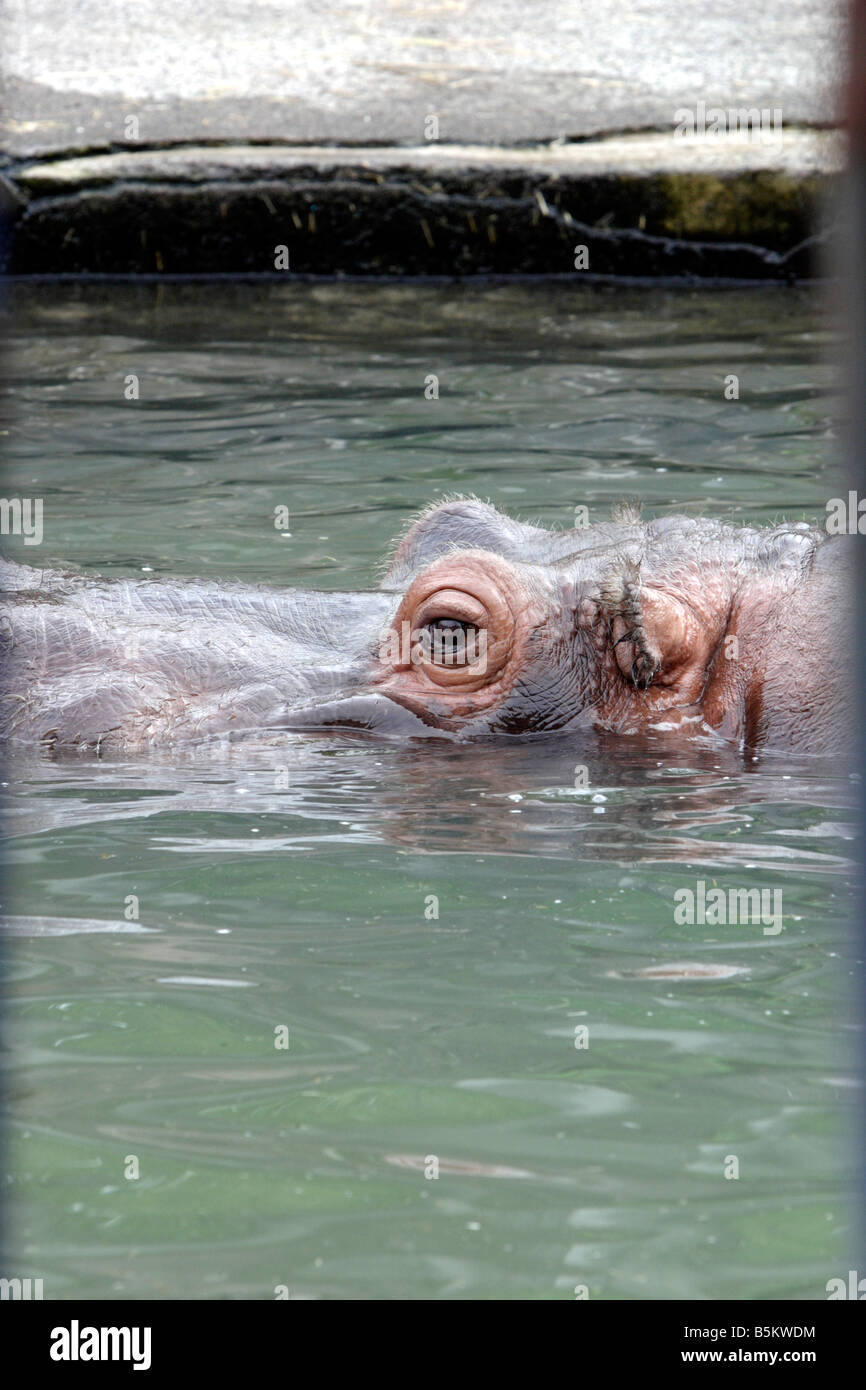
[
  {"left": 1, "top": 1, "right": 839, "bottom": 158},
  {"left": 2, "top": 131, "right": 842, "bottom": 278}
]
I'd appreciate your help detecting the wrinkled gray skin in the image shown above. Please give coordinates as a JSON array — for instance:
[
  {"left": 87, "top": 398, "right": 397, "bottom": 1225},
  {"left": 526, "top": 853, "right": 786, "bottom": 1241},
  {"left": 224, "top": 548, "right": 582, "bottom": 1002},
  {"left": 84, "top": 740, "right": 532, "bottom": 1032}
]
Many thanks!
[{"left": 0, "top": 499, "right": 854, "bottom": 754}]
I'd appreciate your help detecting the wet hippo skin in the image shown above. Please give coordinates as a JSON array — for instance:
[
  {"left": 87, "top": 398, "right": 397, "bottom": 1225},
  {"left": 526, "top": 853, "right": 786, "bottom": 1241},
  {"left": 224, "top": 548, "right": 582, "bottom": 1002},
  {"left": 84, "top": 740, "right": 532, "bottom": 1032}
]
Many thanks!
[{"left": 0, "top": 499, "right": 854, "bottom": 754}]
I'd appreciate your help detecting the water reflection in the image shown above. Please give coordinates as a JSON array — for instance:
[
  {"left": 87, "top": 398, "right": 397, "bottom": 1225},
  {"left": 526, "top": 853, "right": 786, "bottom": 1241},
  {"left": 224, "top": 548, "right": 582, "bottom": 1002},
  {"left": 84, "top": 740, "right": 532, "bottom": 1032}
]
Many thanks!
[{"left": 3, "top": 735, "right": 856, "bottom": 870}]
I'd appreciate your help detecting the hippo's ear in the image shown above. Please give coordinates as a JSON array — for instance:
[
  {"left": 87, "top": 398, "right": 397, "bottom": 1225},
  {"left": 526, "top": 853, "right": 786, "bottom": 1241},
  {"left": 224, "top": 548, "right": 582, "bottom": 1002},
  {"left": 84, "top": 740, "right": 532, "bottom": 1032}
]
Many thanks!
[
  {"left": 600, "top": 561, "right": 660, "bottom": 689},
  {"left": 600, "top": 561, "right": 720, "bottom": 699}
]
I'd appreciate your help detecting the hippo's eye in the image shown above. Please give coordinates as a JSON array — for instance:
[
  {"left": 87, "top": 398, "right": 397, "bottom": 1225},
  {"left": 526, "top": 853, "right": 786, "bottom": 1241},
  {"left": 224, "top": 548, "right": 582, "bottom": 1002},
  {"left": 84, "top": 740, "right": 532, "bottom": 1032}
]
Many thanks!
[{"left": 422, "top": 617, "right": 484, "bottom": 667}]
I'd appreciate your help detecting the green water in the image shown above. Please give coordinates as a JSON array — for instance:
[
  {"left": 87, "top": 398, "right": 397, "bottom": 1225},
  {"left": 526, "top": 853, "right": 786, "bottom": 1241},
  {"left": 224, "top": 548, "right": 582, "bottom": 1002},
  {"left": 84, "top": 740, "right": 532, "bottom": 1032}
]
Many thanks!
[{"left": 1, "top": 282, "right": 859, "bottom": 1301}]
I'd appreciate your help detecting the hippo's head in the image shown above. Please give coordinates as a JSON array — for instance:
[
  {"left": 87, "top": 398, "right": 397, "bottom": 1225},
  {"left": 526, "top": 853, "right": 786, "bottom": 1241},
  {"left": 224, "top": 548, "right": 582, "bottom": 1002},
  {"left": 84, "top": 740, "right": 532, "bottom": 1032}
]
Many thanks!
[
  {"left": 286, "top": 497, "right": 850, "bottom": 754},
  {"left": 0, "top": 497, "right": 851, "bottom": 754}
]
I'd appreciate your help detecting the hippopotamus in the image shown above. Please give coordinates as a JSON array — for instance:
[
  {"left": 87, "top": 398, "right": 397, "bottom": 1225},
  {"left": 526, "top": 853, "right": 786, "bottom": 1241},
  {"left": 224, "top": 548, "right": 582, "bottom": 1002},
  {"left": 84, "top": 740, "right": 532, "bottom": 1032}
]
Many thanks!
[{"left": 0, "top": 498, "right": 853, "bottom": 755}]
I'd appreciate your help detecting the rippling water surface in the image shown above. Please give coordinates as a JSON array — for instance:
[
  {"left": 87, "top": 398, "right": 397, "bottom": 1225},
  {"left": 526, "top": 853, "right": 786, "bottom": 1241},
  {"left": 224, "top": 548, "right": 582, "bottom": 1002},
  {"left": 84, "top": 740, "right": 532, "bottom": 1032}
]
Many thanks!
[{"left": 0, "top": 282, "right": 859, "bottom": 1300}]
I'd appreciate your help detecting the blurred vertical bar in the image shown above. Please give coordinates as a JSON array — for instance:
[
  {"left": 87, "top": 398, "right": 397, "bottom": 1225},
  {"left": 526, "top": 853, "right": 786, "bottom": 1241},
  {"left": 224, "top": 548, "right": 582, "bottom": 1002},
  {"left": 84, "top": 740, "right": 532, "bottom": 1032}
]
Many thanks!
[
  {"left": 0, "top": 165, "right": 10, "bottom": 1282},
  {"left": 846, "top": 0, "right": 866, "bottom": 1275},
  {"left": 0, "top": 185, "right": 7, "bottom": 1275}
]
